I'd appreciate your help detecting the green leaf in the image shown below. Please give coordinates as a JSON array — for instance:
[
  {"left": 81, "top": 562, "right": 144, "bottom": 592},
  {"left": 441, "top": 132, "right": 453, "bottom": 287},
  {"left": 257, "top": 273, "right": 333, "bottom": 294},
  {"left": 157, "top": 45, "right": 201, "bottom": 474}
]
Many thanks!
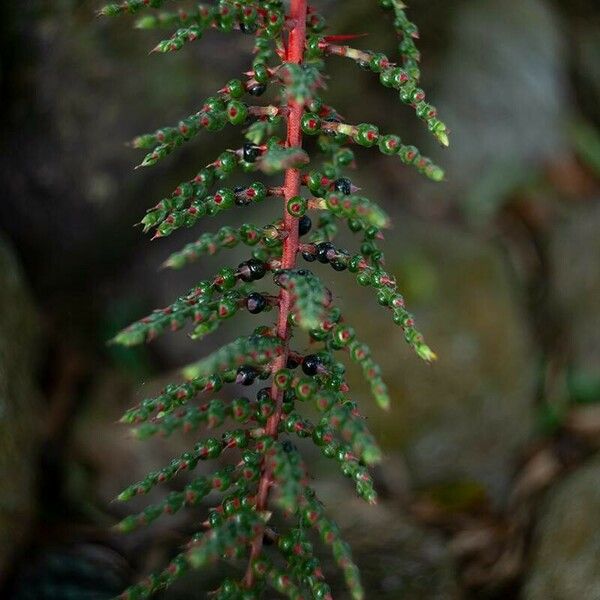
[
  {"left": 268, "top": 442, "right": 306, "bottom": 513},
  {"left": 135, "top": 10, "right": 193, "bottom": 29},
  {"left": 266, "top": 564, "right": 306, "bottom": 599},
  {"left": 274, "top": 269, "right": 331, "bottom": 330},
  {"left": 116, "top": 467, "right": 234, "bottom": 531},
  {"left": 245, "top": 116, "right": 284, "bottom": 145},
  {"left": 99, "top": 0, "right": 170, "bottom": 17},
  {"left": 116, "top": 437, "right": 225, "bottom": 501},
  {"left": 120, "top": 374, "right": 225, "bottom": 424},
  {"left": 280, "top": 63, "right": 324, "bottom": 105},
  {"left": 257, "top": 144, "right": 309, "bottom": 175},
  {"left": 182, "top": 333, "right": 284, "bottom": 380},
  {"left": 187, "top": 509, "right": 265, "bottom": 569},
  {"left": 163, "top": 225, "right": 261, "bottom": 269},
  {"left": 378, "top": 0, "right": 422, "bottom": 82},
  {"left": 111, "top": 282, "right": 215, "bottom": 347},
  {"left": 118, "top": 552, "right": 189, "bottom": 599},
  {"left": 323, "top": 399, "right": 382, "bottom": 466},
  {"left": 302, "top": 489, "right": 365, "bottom": 600},
  {"left": 320, "top": 193, "right": 391, "bottom": 229}
]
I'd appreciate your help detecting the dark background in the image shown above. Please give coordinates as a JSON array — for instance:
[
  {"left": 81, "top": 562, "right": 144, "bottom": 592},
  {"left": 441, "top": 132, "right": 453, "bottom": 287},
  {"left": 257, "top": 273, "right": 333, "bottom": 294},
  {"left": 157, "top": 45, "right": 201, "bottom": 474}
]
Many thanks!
[{"left": 0, "top": 0, "right": 599, "bottom": 598}]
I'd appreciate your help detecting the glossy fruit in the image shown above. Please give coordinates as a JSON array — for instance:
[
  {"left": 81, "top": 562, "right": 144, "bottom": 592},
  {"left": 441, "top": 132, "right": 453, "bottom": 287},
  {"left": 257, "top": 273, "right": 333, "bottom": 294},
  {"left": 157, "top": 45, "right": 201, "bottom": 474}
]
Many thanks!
[
  {"left": 316, "top": 242, "right": 335, "bottom": 264},
  {"left": 246, "top": 292, "right": 267, "bottom": 314},
  {"left": 236, "top": 365, "right": 259, "bottom": 386},
  {"left": 298, "top": 215, "right": 312, "bottom": 236},
  {"left": 248, "top": 83, "right": 267, "bottom": 96},
  {"left": 333, "top": 177, "right": 352, "bottom": 195},
  {"left": 302, "top": 354, "right": 322, "bottom": 376},
  {"left": 243, "top": 142, "right": 262, "bottom": 163}
]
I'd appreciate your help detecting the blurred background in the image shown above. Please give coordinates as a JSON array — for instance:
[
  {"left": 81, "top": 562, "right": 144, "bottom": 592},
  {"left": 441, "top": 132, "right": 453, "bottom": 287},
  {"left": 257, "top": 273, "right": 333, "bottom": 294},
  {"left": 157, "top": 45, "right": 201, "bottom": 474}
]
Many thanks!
[{"left": 1, "top": 0, "right": 599, "bottom": 598}]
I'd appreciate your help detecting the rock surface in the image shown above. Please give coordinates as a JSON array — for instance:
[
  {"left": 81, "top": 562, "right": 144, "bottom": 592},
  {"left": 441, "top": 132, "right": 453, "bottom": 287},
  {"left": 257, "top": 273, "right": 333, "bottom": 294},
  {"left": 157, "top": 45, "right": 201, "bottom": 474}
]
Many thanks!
[
  {"left": 435, "top": 0, "right": 569, "bottom": 220},
  {"left": 0, "top": 235, "right": 41, "bottom": 572},
  {"left": 524, "top": 455, "right": 600, "bottom": 599},
  {"left": 315, "top": 482, "right": 460, "bottom": 600},
  {"left": 550, "top": 203, "right": 600, "bottom": 393},
  {"left": 339, "top": 216, "right": 536, "bottom": 506}
]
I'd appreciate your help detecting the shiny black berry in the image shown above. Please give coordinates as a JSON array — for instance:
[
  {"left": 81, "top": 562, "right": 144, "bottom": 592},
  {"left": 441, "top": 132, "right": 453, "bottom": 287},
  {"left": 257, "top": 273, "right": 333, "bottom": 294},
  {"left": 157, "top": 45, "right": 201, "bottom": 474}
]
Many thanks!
[
  {"left": 302, "top": 250, "right": 317, "bottom": 262},
  {"left": 246, "top": 292, "right": 267, "bottom": 314},
  {"left": 239, "top": 22, "right": 257, "bottom": 34},
  {"left": 234, "top": 186, "right": 251, "bottom": 206},
  {"left": 247, "top": 258, "right": 267, "bottom": 280},
  {"left": 243, "top": 142, "right": 261, "bottom": 163},
  {"left": 333, "top": 177, "right": 352, "bottom": 195},
  {"left": 237, "top": 365, "right": 258, "bottom": 386},
  {"left": 330, "top": 248, "right": 349, "bottom": 271},
  {"left": 316, "top": 242, "right": 335, "bottom": 264},
  {"left": 256, "top": 387, "right": 270, "bottom": 401},
  {"left": 302, "top": 354, "right": 322, "bottom": 376},
  {"left": 237, "top": 261, "right": 254, "bottom": 282},
  {"left": 263, "top": 532, "right": 275, "bottom": 546},
  {"left": 298, "top": 215, "right": 312, "bottom": 236},
  {"left": 248, "top": 83, "right": 267, "bottom": 96},
  {"left": 330, "top": 259, "right": 347, "bottom": 271},
  {"left": 286, "top": 355, "right": 301, "bottom": 369}
]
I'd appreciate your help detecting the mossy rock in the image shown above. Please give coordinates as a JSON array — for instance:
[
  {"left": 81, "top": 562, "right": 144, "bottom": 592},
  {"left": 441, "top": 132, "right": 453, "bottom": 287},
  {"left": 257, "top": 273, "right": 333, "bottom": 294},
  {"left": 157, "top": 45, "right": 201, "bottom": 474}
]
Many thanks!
[
  {"left": 525, "top": 455, "right": 600, "bottom": 599},
  {"left": 0, "top": 235, "right": 41, "bottom": 570},
  {"left": 340, "top": 216, "right": 536, "bottom": 506}
]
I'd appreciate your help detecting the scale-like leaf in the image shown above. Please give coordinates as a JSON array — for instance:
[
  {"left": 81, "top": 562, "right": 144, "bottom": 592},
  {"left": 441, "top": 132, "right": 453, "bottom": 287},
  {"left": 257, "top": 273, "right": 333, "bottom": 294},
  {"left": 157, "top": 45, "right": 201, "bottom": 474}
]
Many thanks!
[{"left": 274, "top": 269, "right": 331, "bottom": 330}]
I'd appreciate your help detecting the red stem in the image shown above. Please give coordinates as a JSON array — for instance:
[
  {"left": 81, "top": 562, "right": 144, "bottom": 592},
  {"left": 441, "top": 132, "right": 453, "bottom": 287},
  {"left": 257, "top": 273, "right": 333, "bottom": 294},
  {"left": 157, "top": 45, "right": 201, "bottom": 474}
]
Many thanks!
[{"left": 243, "top": 0, "right": 308, "bottom": 587}]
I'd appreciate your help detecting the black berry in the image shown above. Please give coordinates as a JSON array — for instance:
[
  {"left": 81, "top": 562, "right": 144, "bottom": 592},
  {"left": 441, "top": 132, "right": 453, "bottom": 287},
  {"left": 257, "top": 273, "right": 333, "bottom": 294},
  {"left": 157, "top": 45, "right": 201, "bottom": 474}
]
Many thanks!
[
  {"left": 234, "top": 186, "right": 251, "bottom": 206},
  {"left": 247, "top": 258, "right": 267, "bottom": 280},
  {"left": 286, "top": 355, "right": 301, "bottom": 369},
  {"left": 330, "top": 259, "right": 347, "bottom": 271},
  {"left": 330, "top": 248, "right": 349, "bottom": 271},
  {"left": 248, "top": 83, "right": 267, "bottom": 96},
  {"left": 239, "top": 22, "right": 257, "bottom": 34},
  {"left": 237, "top": 261, "right": 254, "bottom": 282},
  {"left": 243, "top": 142, "right": 261, "bottom": 163},
  {"left": 237, "top": 365, "right": 258, "bottom": 386},
  {"left": 246, "top": 292, "right": 267, "bottom": 314},
  {"left": 302, "top": 250, "right": 316, "bottom": 262},
  {"left": 256, "top": 387, "right": 270, "bottom": 402},
  {"left": 298, "top": 215, "right": 312, "bottom": 236},
  {"left": 263, "top": 532, "right": 275, "bottom": 546},
  {"left": 316, "top": 242, "right": 335, "bottom": 264},
  {"left": 302, "top": 354, "right": 322, "bottom": 376},
  {"left": 333, "top": 177, "right": 352, "bottom": 195}
]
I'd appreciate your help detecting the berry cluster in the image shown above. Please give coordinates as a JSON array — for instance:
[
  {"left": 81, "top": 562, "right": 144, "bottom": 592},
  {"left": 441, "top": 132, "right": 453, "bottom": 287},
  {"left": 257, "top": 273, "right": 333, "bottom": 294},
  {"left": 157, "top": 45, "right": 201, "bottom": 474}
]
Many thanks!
[
  {"left": 101, "top": 1, "right": 447, "bottom": 598},
  {"left": 301, "top": 241, "right": 349, "bottom": 272}
]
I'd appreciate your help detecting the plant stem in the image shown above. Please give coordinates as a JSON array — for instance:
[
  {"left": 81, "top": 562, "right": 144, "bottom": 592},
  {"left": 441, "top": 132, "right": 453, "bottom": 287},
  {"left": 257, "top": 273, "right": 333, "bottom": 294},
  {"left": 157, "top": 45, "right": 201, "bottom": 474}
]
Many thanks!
[{"left": 243, "top": 0, "right": 308, "bottom": 586}]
